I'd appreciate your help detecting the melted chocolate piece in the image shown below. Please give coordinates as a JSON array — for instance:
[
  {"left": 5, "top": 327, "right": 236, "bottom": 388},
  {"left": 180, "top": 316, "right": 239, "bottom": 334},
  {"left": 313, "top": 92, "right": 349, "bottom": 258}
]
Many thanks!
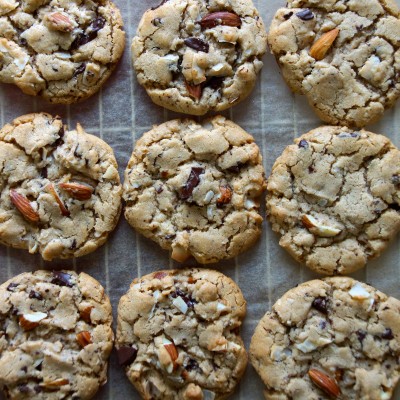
[
  {"left": 205, "top": 76, "right": 224, "bottom": 90},
  {"left": 296, "top": 9, "right": 314, "bottom": 20},
  {"left": 73, "top": 63, "right": 86, "bottom": 78},
  {"left": 356, "top": 329, "right": 367, "bottom": 343},
  {"left": 7, "top": 283, "right": 18, "bottom": 292},
  {"left": 312, "top": 297, "right": 328, "bottom": 314},
  {"left": 171, "top": 289, "right": 196, "bottom": 308},
  {"left": 179, "top": 167, "right": 204, "bottom": 200},
  {"left": 283, "top": 11, "right": 293, "bottom": 20},
  {"left": 71, "top": 17, "right": 106, "bottom": 50},
  {"left": 51, "top": 271, "right": 73, "bottom": 287},
  {"left": 298, "top": 139, "right": 308, "bottom": 148},
  {"left": 382, "top": 328, "right": 394, "bottom": 340},
  {"left": 185, "top": 358, "right": 200, "bottom": 371},
  {"left": 29, "top": 290, "right": 43, "bottom": 300},
  {"left": 184, "top": 37, "right": 209, "bottom": 53},
  {"left": 117, "top": 346, "right": 138, "bottom": 366}
]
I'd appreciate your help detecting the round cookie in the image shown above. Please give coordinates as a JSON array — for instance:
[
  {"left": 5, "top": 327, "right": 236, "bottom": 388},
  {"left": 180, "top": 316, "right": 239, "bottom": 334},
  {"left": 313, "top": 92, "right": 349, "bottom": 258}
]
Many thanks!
[
  {"left": 123, "top": 115, "right": 266, "bottom": 264},
  {"left": 131, "top": 0, "right": 267, "bottom": 115},
  {"left": 0, "top": 0, "right": 125, "bottom": 103},
  {"left": 268, "top": 0, "right": 400, "bottom": 127},
  {"left": 116, "top": 268, "right": 247, "bottom": 400},
  {"left": 0, "top": 113, "right": 122, "bottom": 260},
  {"left": 266, "top": 125, "right": 400, "bottom": 275},
  {"left": 0, "top": 270, "right": 113, "bottom": 399},
  {"left": 250, "top": 277, "right": 400, "bottom": 400}
]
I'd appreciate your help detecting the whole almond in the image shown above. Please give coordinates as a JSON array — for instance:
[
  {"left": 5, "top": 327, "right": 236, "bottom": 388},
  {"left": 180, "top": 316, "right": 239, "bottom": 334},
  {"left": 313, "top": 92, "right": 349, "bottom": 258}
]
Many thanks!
[
  {"left": 9, "top": 190, "right": 39, "bottom": 223},
  {"left": 185, "top": 81, "right": 203, "bottom": 100},
  {"left": 41, "top": 378, "right": 70, "bottom": 388},
  {"left": 310, "top": 28, "right": 339, "bottom": 61},
  {"left": 59, "top": 182, "right": 93, "bottom": 201},
  {"left": 76, "top": 331, "right": 92, "bottom": 347},
  {"left": 79, "top": 306, "right": 93, "bottom": 324},
  {"left": 46, "top": 183, "right": 70, "bottom": 217},
  {"left": 199, "top": 11, "right": 241, "bottom": 29},
  {"left": 45, "top": 12, "right": 74, "bottom": 32},
  {"left": 309, "top": 368, "right": 341, "bottom": 398},
  {"left": 164, "top": 342, "right": 178, "bottom": 363},
  {"left": 19, "top": 312, "right": 47, "bottom": 331}
]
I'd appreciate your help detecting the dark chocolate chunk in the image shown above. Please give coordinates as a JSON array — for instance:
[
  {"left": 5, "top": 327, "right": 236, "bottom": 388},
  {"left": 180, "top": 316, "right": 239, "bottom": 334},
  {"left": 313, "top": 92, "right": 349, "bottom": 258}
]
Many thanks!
[
  {"left": 356, "top": 329, "right": 367, "bottom": 343},
  {"left": 184, "top": 37, "right": 209, "bottom": 53},
  {"left": 171, "top": 289, "right": 196, "bottom": 308},
  {"left": 185, "top": 358, "right": 200, "bottom": 371},
  {"left": 34, "top": 385, "right": 42, "bottom": 393},
  {"left": 51, "top": 271, "right": 73, "bottom": 287},
  {"left": 117, "top": 346, "right": 138, "bottom": 366},
  {"left": 382, "top": 328, "right": 394, "bottom": 340},
  {"left": 392, "top": 175, "right": 400, "bottom": 187},
  {"left": 312, "top": 297, "right": 328, "bottom": 314},
  {"left": 283, "top": 11, "right": 293, "bottom": 20},
  {"left": 73, "top": 63, "right": 86, "bottom": 78},
  {"left": 205, "top": 76, "right": 224, "bottom": 90},
  {"left": 21, "top": 366, "right": 28, "bottom": 373},
  {"left": 179, "top": 167, "right": 204, "bottom": 200},
  {"left": 18, "top": 385, "right": 29, "bottom": 393},
  {"left": 71, "top": 17, "right": 106, "bottom": 50},
  {"left": 29, "top": 290, "right": 43, "bottom": 300},
  {"left": 7, "top": 283, "right": 18, "bottom": 292},
  {"left": 40, "top": 167, "right": 48, "bottom": 179},
  {"left": 90, "top": 17, "right": 106, "bottom": 33},
  {"left": 155, "top": 185, "right": 163, "bottom": 194},
  {"left": 296, "top": 9, "right": 314, "bottom": 20},
  {"left": 298, "top": 139, "right": 308, "bottom": 148}
]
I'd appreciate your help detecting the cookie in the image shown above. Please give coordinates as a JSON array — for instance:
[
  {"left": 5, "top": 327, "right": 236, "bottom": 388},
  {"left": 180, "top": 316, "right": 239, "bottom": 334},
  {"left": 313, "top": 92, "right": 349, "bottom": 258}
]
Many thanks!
[
  {"left": 0, "top": 113, "right": 122, "bottom": 260},
  {"left": 250, "top": 277, "right": 400, "bottom": 400},
  {"left": 123, "top": 115, "right": 266, "bottom": 264},
  {"left": 0, "top": 270, "right": 113, "bottom": 399},
  {"left": 268, "top": 0, "right": 400, "bottom": 127},
  {"left": 116, "top": 268, "right": 247, "bottom": 400},
  {"left": 0, "top": 0, "right": 125, "bottom": 103},
  {"left": 266, "top": 125, "right": 400, "bottom": 275},
  {"left": 131, "top": 0, "right": 267, "bottom": 115}
]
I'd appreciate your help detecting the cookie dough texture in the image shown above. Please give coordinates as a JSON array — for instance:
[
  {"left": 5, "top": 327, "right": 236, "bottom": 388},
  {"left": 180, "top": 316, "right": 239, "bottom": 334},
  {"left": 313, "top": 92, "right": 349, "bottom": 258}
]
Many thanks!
[
  {"left": 0, "top": 0, "right": 125, "bottom": 103},
  {"left": 266, "top": 126, "right": 400, "bottom": 275},
  {"left": 0, "top": 270, "right": 113, "bottom": 399},
  {"left": 132, "top": 0, "right": 267, "bottom": 115},
  {"left": 0, "top": 113, "right": 122, "bottom": 260},
  {"left": 116, "top": 268, "right": 247, "bottom": 400},
  {"left": 268, "top": 0, "right": 400, "bottom": 127},
  {"left": 123, "top": 116, "right": 266, "bottom": 264},
  {"left": 250, "top": 277, "right": 400, "bottom": 400}
]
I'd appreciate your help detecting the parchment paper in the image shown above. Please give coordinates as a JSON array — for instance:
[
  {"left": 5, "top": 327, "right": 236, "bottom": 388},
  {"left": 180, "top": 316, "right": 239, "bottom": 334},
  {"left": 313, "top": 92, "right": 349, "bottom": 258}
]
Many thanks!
[{"left": 0, "top": 0, "right": 399, "bottom": 398}]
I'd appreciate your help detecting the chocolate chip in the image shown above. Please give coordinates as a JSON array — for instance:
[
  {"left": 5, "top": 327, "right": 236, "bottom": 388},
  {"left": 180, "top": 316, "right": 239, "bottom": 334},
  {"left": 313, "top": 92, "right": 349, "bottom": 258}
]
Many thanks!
[
  {"left": 29, "top": 290, "right": 43, "bottom": 300},
  {"left": 151, "top": 0, "right": 170, "bottom": 10},
  {"left": 312, "top": 297, "right": 328, "bottom": 314},
  {"left": 117, "top": 346, "right": 138, "bottom": 366},
  {"left": 20, "top": 38, "right": 27, "bottom": 46},
  {"left": 51, "top": 271, "right": 73, "bottom": 287},
  {"left": 91, "top": 17, "right": 106, "bottom": 33},
  {"left": 184, "top": 37, "right": 209, "bottom": 53},
  {"left": 71, "top": 17, "right": 106, "bottom": 50},
  {"left": 40, "top": 167, "right": 48, "bottom": 178},
  {"left": 382, "top": 328, "right": 394, "bottom": 340},
  {"left": 165, "top": 234, "right": 176, "bottom": 240},
  {"left": 151, "top": 17, "right": 163, "bottom": 26},
  {"left": 283, "top": 11, "right": 293, "bottom": 20},
  {"left": 296, "top": 9, "right": 314, "bottom": 20},
  {"left": 21, "top": 366, "right": 27, "bottom": 373},
  {"left": 171, "top": 289, "right": 196, "bottom": 308},
  {"left": 53, "top": 126, "right": 64, "bottom": 148},
  {"left": 298, "top": 139, "right": 308, "bottom": 148},
  {"left": 356, "top": 329, "right": 367, "bottom": 343},
  {"left": 185, "top": 358, "right": 200, "bottom": 371},
  {"left": 73, "top": 63, "right": 86, "bottom": 77},
  {"left": 155, "top": 185, "right": 163, "bottom": 194},
  {"left": 7, "top": 283, "right": 18, "bottom": 292},
  {"left": 205, "top": 76, "right": 224, "bottom": 90},
  {"left": 392, "top": 175, "right": 400, "bottom": 187},
  {"left": 71, "top": 33, "right": 90, "bottom": 50},
  {"left": 18, "top": 385, "right": 29, "bottom": 393},
  {"left": 34, "top": 385, "right": 42, "bottom": 393},
  {"left": 179, "top": 167, "right": 204, "bottom": 200}
]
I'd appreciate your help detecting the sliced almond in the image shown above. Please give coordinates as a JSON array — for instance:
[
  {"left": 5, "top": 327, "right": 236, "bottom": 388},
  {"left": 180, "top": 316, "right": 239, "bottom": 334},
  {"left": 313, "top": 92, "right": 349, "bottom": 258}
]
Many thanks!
[
  {"left": 302, "top": 214, "right": 341, "bottom": 237},
  {"left": 309, "top": 368, "right": 341, "bottom": 398},
  {"left": 185, "top": 81, "right": 203, "bottom": 100},
  {"left": 41, "top": 378, "right": 70, "bottom": 388},
  {"left": 310, "top": 28, "right": 339, "bottom": 61},
  {"left": 19, "top": 311, "right": 47, "bottom": 331},
  {"left": 158, "top": 338, "right": 178, "bottom": 373},
  {"left": 199, "top": 11, "right": 241, "bottom": 29},
  {"left": 79, "top": 306, "right": 93, "bottom": 323},
  {"left": 45, "top": 12, "right": 74, "bottom": 32},
  {"left": 9, "top": 189, "right": 39, "bottom": 223},
  {"left": 217, "top": 184, "right": 232, "bottom": 206},
  {"left": 59, "top": 182, "right": 93, "bottom": 201},
  {"left": 76, "top": 331, "right": 92, "bottom": 348},
  {"left": 46, "top": 183, "right": 70, "bottom": 217},
  {"left": 171, "top": 244, "right": 190, "bottom": 263}
]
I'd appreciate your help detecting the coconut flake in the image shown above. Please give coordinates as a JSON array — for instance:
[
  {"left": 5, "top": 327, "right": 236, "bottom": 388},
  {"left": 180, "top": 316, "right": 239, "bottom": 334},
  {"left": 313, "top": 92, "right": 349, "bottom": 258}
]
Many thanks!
[
  {"left": 172, "top": 296, "right": 188, "bottom": 314},
  {"left": 204, "top": 190, "right": 214, "bottom": 204},
  {"left": 216, "top": 302, "right": 227, "bottom": 312},
  {"left": 244, "top": 199, "right": 256, "bottom": 209},
  {"left": 349, "top": 282, "right": 371, "bottom": 300},
  {"left": 23, "top": 311, "right": 47, "bottom": 322},
  {"left": 14, "top": 54, "right": 29, "bottom": 70}
]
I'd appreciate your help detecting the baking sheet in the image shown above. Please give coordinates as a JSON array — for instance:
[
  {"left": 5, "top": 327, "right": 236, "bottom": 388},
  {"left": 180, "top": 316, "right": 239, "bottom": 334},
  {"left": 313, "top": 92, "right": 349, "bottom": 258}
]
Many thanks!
[{"left": 0, "top": 0, "right": 399, "bottom": 398}]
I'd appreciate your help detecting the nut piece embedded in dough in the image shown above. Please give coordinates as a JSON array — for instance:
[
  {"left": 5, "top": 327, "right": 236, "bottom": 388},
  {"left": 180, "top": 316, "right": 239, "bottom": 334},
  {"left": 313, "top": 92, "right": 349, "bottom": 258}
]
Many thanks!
[
  {"left": 44, "top": 12, "right": 74, "bottom": 32},
  {"left": 308, "top": 369, "right": 341, "bottom": 398},
  {"left": 301, "top": 214, "right": 341, "bottom": 237},
  {"left": 199, "top": 12, "right": 242, "bottom": 29},
  {"left": 158, "top": 338, "right": 179, "bottom": 373},
  {"left": 59, "top": 182, "right": 93, "bottom": 200},
  {"left": 41, "top": 378, "right": 70, "bottom": 388},
  {"left": 19, "top": 311, "right": 47, "bottom": 331},
  {"left": 9, "top": 189, "right": 40, "bottom": 223},
  {"left": 46, "top": 183, "right": 70, "bottom": 217},
  {"left": 76, "top": 331, "right": 92, "bottom": 348},
  {"left": 309, "top": 29, "right": 339, "bottom": 61},
  {"left": 171, "top": 244, "right": 191, "bottom": 263}
]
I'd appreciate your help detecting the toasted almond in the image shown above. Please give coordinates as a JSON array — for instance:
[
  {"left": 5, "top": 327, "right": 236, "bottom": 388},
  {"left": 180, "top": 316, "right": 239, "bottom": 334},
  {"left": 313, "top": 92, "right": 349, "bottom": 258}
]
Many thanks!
[
  {"left": 79, "top": 306, "right": 93, "bottom": 323},
  {"left": 158, "top": 338, "right": 179, "bottom": 373},
  {"left": 46, "top": 183, "right": 70, "bottom": 217},
  {"left": 185, "top": 81, "right": 203, "bottom": 100},
  {"left": 76, "top": 331, "right": 92, "bottom": 347},
  {"left": 9, "top": 189, "right": 39, "bottom": 223},
  {"left": 19, "top": 312, "right": 47, "bottom": 331},
  {"left": 199, "top": 11, "right": 241, "bottom": 29},
  {"left": 45, "top": 12, "right": 74, "bottom": 32},
  {"left": 309, "top": 368, "right": 341, "bottom": 398},
  {"left": 217, "top": 184, "right": 232, "bottom": 206},
  {"left": 310, "top": 28, "right": 339, "bottom": 61},
  {"left": 301, "top": 214, "right": 341, "bottom": 237},
  {"left": 171, "top": 244, "right": 190, "bottom": 263},
  {"left": 164, "top": 343, "right": 178, "bottom": 363},
  {"left": 41, "top": 378, "right": 70, "bottom": 388},
  {"left": 59, "top": 182, "right": 93, "bottom": 201}
]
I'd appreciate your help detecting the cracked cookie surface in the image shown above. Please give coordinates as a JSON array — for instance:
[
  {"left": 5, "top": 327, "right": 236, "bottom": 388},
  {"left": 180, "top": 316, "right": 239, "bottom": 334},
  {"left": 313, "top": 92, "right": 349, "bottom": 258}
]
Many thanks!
[
  {"left": 116, "top": 268, "right": 247, "bottom": 400},
  {"left": 123, "top": 115, "right": 266, "bottom": 264},
  {"left": 0, "top": 270, "right": 113, "bottom": 399},
  {"left": 0, "top": 113, "right": 122, "bottom": 261},
  {"left": 266, "top": 125, "right": 400, "bottom": 275},
  {"left": 250, "top": 277, "right": 400, "bottom": 400},
  {"left": 131, "top": 0, "right": 267, "bottom": 115},
  {"left": 268, "top": 0, "right": 400, "bottom": 127},
  {"left": 0, "top": 0, "right": 125, "bottom": 103}
]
